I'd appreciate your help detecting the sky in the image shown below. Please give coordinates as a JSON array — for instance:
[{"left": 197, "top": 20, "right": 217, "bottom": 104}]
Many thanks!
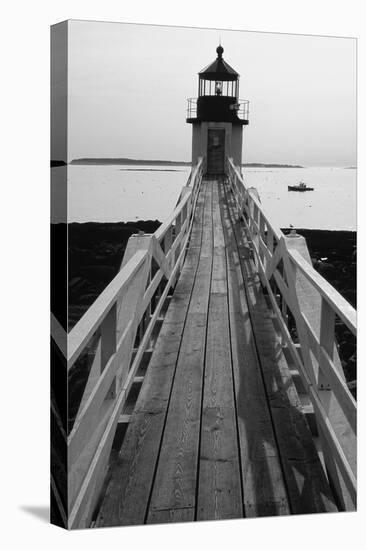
[{"left": 67, "top": 20, "right": 356, "bottom": 167}]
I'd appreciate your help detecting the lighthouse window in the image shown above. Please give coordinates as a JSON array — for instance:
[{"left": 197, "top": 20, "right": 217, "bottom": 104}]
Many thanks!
[{"left": 215, "top": 81, "right": 222, "bottom": 95}]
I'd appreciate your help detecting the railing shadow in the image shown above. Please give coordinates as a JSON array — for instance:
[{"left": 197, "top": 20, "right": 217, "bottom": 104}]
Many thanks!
[
  {"left": 220, "top": 178, "right": 338, "bottom": 515},
  {"left": 218, "top": 181, "right": 285, "bottom": 516}
]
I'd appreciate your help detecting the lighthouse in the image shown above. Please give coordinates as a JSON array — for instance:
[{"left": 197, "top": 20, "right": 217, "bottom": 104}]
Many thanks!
[{"left": 186, "top": 45, "right": 249, "bottom": 175}]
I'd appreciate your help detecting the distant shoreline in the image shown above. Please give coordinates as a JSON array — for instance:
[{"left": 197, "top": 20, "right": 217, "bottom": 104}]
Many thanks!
[
  {"left": 55, "top": 159, "right": 355, "bottom": 169},
  {"left": 68, "top": 158, "right": 304, "bottom": 168},
  {"left": 243, "top": 162, "right": 304, "bottom": 168},
  {"left": 118, "top": 168, "right": 185, "bottom": 172},
  {"left": 70, "top": 158, "right": 191, "bottom": 166}
]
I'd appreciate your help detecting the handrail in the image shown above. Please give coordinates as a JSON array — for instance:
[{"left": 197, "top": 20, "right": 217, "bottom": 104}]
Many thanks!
[
  {"left": 51, "top": 157, "right": 204, "bottom": 528},
  {"left": 226, "top": 156, "right": 356, "bottom": 510},
  {"left": 228, "top": 159, "right": 282, "bottom": 241},
  {"left": 68, "top": 249, "right": 147, "bottom": 367}
]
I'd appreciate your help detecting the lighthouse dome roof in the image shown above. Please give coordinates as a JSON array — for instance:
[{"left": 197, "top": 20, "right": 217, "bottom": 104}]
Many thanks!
[{"left": 199, "top": 45, "right": 239, "bottom": 81}]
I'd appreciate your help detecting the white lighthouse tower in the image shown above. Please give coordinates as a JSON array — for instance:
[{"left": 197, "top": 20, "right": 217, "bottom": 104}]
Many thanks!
[{"left": 186, "top": 45, "right": 249, "bottom": 175}]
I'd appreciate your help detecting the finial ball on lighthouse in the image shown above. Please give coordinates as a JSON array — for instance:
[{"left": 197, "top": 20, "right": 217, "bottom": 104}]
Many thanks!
[{"left": 216, "top": 45, "right": 224, "bottom": 57}]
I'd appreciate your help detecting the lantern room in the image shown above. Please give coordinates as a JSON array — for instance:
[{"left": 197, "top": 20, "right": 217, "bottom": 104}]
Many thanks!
[
  {"left": 198, "top": 45, "right": 239, "bottom": 97},
  {"left": 187, "top": 45, "right": 249, "bottom": 125}
]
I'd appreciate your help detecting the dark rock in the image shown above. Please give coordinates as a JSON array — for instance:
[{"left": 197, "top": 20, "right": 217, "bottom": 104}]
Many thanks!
[{"left": 64, "top": 220, "right": 161, "bottom": 328}]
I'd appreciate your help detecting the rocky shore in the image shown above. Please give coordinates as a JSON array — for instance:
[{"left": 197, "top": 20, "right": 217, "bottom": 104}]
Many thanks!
[
  {"left": 68, "top": 220, "right": 161, "bottom": 329},
  {"left": 65, "top": 223, "right": 356, "bottom": 392}
]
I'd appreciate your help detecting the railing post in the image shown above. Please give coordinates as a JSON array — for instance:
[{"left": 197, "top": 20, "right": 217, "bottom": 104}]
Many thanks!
[
  {"left": 175, "top": 211, "right": 182, "bottom": 264},
  {"left": 179, "top": 206, "right": 188, "bottom": 272},
  {"left": 164, "top": 226, "right": 172, "bottom": 253},
  {"left": 101, "top": 303, "right": 117, "bottom": 397},
  {"left": 259, "top": 214, "right": 266, "bottom": 268},
  {"left": 267, "top": 228, "right": 274, "bottom": 255},
  {"left": 318, "top": 298, "right": 334, "bottom": 390},
  {"left": 282, "top": 238, "right": 318, "bottom": 387},
  {"left": 117, "top": 234, "right": 152, "bottom": 384},
  {"left": 101, "top": 304, "right": 117, "bottom": 371},
  {"left": 163, "top": 225, "right": 173, "bottom": 264},
  {"left": 281, "top": 296, "right": 288, "bottom": 327}
]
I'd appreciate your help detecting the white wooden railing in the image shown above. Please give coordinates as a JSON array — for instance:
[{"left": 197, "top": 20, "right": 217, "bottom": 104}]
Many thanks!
[
  {"left": 227, "top": 157, "right": 356, "bottom": 511},
  {"left": 51, "top": 158, "right": 204, "bottom": 528}
]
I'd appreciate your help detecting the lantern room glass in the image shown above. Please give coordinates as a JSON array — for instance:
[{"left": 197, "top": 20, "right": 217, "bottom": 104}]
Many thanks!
[{"left": 198, "top": 78, "right": 238, "bottom": 98}]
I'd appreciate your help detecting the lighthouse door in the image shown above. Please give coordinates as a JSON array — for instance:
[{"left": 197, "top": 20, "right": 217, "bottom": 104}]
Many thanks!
[{"left": 207, "top": 129, "right": 225, "bottom": 175}]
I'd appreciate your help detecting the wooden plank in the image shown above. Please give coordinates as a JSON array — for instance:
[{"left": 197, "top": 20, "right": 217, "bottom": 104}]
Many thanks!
[
  {"left": 219, "top": 182, "right": 290, "bottom": 518},
  {"left": 197, "top": 182, "right": 242, "bottom": 521},
  {"left": 146, "top": 181, "right": 213, "bottom": 521},
  {"left": 95, "top": 184, "right": 207, "bottom": 528},
  {"left": 224, "top": 182, "right": 338, "bottom": 515}
]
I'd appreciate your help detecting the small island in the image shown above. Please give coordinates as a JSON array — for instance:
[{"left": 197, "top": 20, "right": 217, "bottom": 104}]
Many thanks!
[
  {"left": 242, "top": 162, "right": 304, "bottom": 168},
  {"left": 70, "top": 157, "right": 191, "bottom": 166}
]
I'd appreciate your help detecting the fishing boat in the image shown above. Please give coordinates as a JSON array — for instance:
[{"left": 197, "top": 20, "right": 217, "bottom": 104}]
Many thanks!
[{"left": 288, "top": 181, "right": 314, "bottom": 192}]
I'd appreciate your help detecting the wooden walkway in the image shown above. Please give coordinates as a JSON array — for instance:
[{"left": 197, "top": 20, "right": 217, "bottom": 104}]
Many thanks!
[{"left": 95, "top": 177, "right": 338, "bottom": 527}]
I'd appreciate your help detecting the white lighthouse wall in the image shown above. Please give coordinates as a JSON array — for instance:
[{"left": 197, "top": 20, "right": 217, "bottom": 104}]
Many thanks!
[
  {"left": 191, "top": 122, "right": 243, "bottom": 170},
  {"left": 231, "top": 124, "right": 243, "bottom": 167},
  {"left": 191, "top": 123, "right": 204, "bottom": 167}
]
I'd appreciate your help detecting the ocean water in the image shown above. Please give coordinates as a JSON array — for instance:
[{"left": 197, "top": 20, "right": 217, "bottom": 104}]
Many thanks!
[
  {"left": 67, "top": 164, "right": 191, "bottom": 223},
  {"left": 244, "top": 166, "right": 356, "bottom": 231},
  {"left": 52, "top": 164, "right": 356, "bottom": 230}
]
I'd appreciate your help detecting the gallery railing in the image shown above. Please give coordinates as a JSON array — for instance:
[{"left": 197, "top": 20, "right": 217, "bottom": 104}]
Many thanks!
[
  {"left": 51, "top": 158, "right": 204, "bottom": 528},
  {"left": 226, "top": 156, "right": 356, "bottom": 511}
]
